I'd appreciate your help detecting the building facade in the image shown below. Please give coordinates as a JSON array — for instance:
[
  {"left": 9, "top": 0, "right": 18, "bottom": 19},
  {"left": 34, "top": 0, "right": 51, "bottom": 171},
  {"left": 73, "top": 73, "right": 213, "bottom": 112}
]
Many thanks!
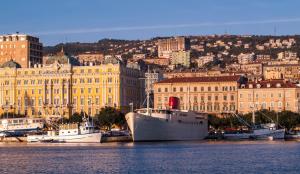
[
  {"left": 0, "top": 34, "right": 43, "bottom": 68},
  {"left": 157, "top": 37, "right": 190, "bottom": 58},
  {"left": 263, "top": 64, "right": 300, "bottom": 82},
  {"left": 0, "top": 56, "right": 144, "bottom": 118},
  {"left": 238, "top": 80, "right": 300, "bottom": 114},
  {"left": 153, "top": 76, "right": 245, "bottom": 116},
  {"left": 171, "top": 50, "right": 191, "bottom": 67}
]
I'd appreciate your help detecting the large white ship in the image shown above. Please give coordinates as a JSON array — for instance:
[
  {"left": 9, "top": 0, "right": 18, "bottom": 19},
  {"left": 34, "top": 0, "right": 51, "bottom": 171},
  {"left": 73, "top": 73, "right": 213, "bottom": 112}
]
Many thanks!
[
  {"left": 126, "top": 107, "right": 208, "bottom": 141},
  {"left": 126, "top": 68, "right": 207, "bottom": 141}
]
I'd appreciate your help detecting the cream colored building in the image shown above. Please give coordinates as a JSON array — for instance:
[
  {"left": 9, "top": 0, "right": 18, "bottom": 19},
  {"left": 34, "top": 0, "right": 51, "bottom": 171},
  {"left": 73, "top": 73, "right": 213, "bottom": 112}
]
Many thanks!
[
  {"left": 263, "top": 64, "right": 300, "bottom": 81},
  {"left": 238, "top": 80, "right": 300, "bottom": 114},
  {"left": 0, "top": 53, "right": 144, "bottom": 118},
  {"left": 154, "top": 76, "right": 246, "bottom": 116}
]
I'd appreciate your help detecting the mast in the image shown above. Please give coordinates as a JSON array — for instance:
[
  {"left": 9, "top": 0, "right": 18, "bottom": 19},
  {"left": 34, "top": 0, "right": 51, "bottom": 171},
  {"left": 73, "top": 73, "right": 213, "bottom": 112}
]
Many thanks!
[
  {"left": 146, "top": 66, "right": 150, "bottom": 114},
  {"left": 252, "top": 108, "right": 255, "bottom": 125}
]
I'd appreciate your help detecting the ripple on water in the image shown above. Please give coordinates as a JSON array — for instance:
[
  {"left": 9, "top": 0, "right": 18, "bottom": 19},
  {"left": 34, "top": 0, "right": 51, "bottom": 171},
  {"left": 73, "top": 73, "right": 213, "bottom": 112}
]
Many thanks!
[{"left": 0, "top": 141, "right": 299, "bottom": 174}]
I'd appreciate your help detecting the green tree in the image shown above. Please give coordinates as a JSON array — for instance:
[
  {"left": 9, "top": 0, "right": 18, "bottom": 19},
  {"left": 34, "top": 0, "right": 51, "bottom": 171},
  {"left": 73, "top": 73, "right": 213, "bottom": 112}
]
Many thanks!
[
  {"left": 69, "top": 112, "right": 83, "bottom": 123},
  {"left": 95, "top": 107, "right": 125, "bottom": 130}
]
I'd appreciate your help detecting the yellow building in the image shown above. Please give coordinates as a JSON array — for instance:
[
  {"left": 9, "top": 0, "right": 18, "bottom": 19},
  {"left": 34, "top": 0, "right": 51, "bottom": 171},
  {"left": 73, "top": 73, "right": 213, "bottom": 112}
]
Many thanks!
[
  {"left": 153, "top": 76, "right": 246, "bottom": 116},
  {"left": 238, "top": 80, "right": 300, "bottom": 114},
  {"left": 0, "top": 53, "right": 144, "bottom": 118}
]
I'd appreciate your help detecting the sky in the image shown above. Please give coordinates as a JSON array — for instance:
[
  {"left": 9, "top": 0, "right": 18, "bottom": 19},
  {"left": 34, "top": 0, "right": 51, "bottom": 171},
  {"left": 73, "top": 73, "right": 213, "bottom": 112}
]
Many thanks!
[{"left": 1, "top": 0, "right": 300, "bottom": 46}]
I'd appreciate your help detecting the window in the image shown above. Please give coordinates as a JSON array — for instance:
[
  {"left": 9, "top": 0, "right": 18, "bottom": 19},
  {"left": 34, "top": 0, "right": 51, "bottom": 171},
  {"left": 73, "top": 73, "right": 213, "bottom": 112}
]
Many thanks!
[
  {"left": 95, "top": 78, "right": 100, "bottom": 83},
  {"left": 80, "top": 98, "right": 84, "bottom": 105},
  {"left": 208, "top": 87, "right": 211, "bottom": 91},
  {"left": 231, "top": 95, "right": 234, "bottom": 101},
  {"left": 240, "top": 94, "right": 243, "bottom": 98},
  {"left": 180, "top": 87, "right": 183, "bottom": 92},
  {"left": 173, "top": 88, "right": 176, "bottom": 92},
  {"left": 215, "top": 86, "right": 218, "bottom": 91},
  {"left": 88, "top": 88, "right": 92, "bottom": 93},
  {"left": 201, "top": 87, "right": 204, "bottom": 91},
  {"left": 96, "top": 88, "right": 99, "bottom": 93},
  {"left": 208, "top": 96, "right": 211, "bottom": 101},
  {"left": 108, "top": 77, "right": 113, "bottom": 83},
  {"left": 158, "top": 88, "right": 161, "bottom": 92},
  {"left": 194, "top": 87, "right": 197, "bottom": 92},
  {"left": 81, "top": 88, "right": 84, "bottom": 94},
  {"left": 215, "top": 95, "right": 218, "bottom": 101},
  {"left": 164, "top": 88, "right": 168, "bottom": 92},
  {"left": 223, "top": 95, "right": 227, "bottom": 101}
]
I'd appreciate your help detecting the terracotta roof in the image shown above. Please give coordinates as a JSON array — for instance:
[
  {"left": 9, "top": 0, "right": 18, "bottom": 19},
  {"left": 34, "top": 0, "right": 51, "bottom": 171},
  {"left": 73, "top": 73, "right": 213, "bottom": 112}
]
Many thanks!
[
  {"left": 241, "top": 80, "right": 299, "bottom": 89},
  {"left": 156, "top": 75, "right": 241, "bottom": 84}
]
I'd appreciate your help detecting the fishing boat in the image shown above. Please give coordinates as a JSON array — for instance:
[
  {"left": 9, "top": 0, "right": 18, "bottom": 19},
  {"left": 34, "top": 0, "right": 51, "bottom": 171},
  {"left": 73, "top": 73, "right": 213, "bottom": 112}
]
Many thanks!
[
  {"left": 224, "top": 112, "right": 285, "bottom": 140},
  {"left": 27, "top": 117, "right": 102, "bottom": 143}
]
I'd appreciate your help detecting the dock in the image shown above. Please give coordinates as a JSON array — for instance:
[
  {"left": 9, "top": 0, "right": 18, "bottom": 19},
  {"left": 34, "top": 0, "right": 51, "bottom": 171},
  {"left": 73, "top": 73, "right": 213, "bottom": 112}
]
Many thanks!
[
  {"left": 0, "top": 136, "right": 27, "bottom": 142},
  {"left": 101, "top": 136, "right": 132, "bottom": 143}
]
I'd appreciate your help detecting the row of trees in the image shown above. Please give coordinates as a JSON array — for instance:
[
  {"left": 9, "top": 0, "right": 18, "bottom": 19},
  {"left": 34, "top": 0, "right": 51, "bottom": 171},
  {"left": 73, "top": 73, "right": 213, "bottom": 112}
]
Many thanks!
[
  {"left": 65, "top": 107, "right": 126, "bottom": 130},
  {"left": 209, "top": 110, "right": 300, "bottom": 130}
]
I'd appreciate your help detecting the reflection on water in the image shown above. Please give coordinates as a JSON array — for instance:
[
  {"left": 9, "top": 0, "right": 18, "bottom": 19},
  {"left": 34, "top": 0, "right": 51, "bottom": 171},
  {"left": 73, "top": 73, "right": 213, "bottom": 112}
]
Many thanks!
[{"left": 0, "top": 141, "right": 300, "bottom": 174}]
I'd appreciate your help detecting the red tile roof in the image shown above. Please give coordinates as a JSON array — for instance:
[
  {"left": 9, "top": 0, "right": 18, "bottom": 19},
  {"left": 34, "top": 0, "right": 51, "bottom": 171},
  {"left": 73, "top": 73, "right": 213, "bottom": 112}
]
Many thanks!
[{"left": 156, "top": 75, "right": 241, "bottom": 84}]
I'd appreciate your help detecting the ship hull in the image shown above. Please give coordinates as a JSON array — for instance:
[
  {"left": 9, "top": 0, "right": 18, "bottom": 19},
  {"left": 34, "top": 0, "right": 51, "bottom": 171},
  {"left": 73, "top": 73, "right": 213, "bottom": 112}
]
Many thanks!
[{"left": 126, "top": 112, "right": 208, "bottom": 142}]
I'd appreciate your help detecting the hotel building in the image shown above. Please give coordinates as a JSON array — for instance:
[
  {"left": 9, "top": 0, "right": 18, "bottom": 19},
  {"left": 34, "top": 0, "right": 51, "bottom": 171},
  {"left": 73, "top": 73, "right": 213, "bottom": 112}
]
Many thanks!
[
  {"left": 153, "top": 76, "right": 246, "bottom": 116},
  {"left": 0, "top": 33, "right": 43, "bottom": 68},
  {"left": 0, "top": 51, "right": 144, "bottom": 118}
]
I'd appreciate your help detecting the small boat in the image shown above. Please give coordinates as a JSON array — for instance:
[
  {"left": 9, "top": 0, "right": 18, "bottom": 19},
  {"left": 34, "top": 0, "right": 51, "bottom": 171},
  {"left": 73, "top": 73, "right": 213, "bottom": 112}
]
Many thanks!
[
  {"left": 224, "top": 112, "right": 285, "bottom": 140},
  {"left": 0, "top": 117, "right": 44, "bottom": 136},
  {"left": 27, "top": 117, "right": 102, "bottom": 143}
]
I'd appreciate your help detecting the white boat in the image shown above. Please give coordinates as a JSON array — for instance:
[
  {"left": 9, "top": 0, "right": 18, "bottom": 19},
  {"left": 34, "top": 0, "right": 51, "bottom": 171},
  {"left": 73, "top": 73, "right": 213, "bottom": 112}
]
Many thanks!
[
  {"left": 224, "top": 123, "right": 285, "bottom": 140},
  {"left": 27, "top": 118, "right": 102, "bottom": 143},
  {"left": 126, "top": 108, "right": 208, "bottom": 141},
  {"left": 0, "top": 117, "right": 44, "bottom": 136},
  {"left": 224, "top": 113, "right": 285, "bottom": 140}
]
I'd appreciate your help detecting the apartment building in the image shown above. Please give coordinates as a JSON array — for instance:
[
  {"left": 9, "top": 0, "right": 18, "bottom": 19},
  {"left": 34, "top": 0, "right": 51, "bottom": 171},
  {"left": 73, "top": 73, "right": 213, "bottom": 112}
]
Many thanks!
[
  {"left": 238, "top": 80, "right": 300, "bottom": 114},
  {"left": 0, "top": 33, "right": 43, "bottom": 68}
]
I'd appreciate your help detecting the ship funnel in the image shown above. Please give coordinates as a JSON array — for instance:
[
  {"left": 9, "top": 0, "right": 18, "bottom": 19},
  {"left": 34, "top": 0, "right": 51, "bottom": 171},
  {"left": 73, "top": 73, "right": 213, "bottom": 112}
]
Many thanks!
[{"left": 169, "top": 97, "right": 180, "bottom": 109}]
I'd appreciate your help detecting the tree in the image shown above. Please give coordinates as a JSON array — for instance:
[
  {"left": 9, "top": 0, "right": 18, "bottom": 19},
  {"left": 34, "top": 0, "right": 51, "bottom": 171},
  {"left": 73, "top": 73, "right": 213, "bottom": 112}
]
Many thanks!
[
  {"left": 69, "top": 112, "right": 83, "bottom": 123},
  {"left": 95, "top": 107, "right": 125, "bottom": 130}
]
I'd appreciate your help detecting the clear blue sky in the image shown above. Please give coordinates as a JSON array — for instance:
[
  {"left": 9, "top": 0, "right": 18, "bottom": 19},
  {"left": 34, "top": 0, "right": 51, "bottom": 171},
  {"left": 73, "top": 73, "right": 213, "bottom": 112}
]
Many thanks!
[{"left": 1, "top": 0, "right": 300, "bottom": 45}]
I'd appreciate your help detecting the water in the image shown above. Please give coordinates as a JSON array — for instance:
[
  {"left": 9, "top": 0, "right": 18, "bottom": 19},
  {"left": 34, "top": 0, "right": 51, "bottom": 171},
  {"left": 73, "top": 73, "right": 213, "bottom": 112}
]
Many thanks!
[{"left": 0, "top": 141, "right": 299, "bottom": 174}]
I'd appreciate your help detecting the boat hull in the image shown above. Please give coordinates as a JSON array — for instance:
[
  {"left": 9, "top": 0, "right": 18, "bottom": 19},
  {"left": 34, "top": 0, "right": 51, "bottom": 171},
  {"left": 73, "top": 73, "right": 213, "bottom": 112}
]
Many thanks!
[
  {"left": 224, "top": 129, "right": 285, "bottom": 140},
  {"left": 27, "top": 133, "right": 102, "bottom": 143},
  {"left": 125, "top": 112, "right": 208, "bottom": 142}
]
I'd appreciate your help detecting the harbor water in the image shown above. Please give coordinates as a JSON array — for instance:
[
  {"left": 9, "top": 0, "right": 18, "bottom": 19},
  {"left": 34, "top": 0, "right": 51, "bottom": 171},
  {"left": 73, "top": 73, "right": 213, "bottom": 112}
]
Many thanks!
[{"left": 0, "top": 141, "right": 300, "bottom": 174}]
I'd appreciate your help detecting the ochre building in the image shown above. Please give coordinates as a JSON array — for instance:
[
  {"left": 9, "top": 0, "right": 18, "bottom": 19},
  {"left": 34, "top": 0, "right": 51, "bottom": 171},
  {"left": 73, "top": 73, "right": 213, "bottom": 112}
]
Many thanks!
[{"left": 0, "top": 54, "right": 144, "bottom": 119}]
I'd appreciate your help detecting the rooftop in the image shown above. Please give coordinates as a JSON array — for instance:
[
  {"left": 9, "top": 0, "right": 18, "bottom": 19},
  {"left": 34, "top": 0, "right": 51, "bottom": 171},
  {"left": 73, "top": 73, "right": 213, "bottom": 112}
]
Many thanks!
[
  {"left": 156, "top": 75, "right": 242, "bottom": 84},
  {"left": 241, "top": 80, "right": 299, "bottom": 89}
]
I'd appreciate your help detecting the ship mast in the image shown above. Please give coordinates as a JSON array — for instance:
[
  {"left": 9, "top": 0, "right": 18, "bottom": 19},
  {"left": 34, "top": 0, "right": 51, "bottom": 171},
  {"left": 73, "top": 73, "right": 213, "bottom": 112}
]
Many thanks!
[{"left": 146, "top": 67, "right": 150, "bottom": 114}]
